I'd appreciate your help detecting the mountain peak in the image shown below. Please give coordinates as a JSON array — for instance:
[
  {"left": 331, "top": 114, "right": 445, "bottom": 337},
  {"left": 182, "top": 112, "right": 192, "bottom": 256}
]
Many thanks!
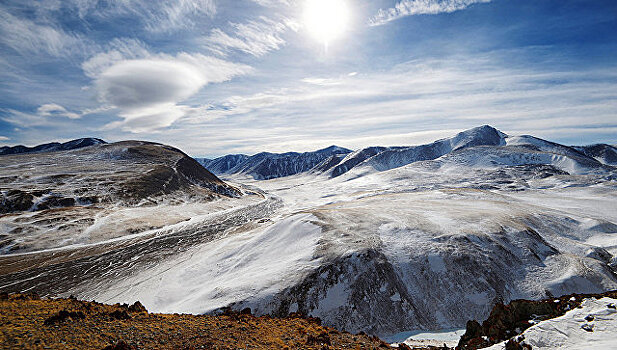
[{"left": 315, "top": 145, "right": 352, "bottom": 154}]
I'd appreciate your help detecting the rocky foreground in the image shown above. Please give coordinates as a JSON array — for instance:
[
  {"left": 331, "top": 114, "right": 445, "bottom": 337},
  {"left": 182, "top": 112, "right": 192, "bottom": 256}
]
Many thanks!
[{"left": 0, "top": 293, "right": 394, "bottom": 350}]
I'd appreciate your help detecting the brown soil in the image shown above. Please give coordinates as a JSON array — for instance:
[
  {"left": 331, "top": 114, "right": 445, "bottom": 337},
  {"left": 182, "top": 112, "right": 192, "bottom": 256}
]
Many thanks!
[{"left": 0, "top": 293, "right": 394, "bottom": 350}]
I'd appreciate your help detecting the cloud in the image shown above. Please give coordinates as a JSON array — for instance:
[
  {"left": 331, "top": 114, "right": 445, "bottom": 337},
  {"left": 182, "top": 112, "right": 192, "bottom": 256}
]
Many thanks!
[
  {"left": 169, "top": 53, "right": 617, "bottom": 156},
  {"left": 0, "top": 136, "right": 9, "bottom": 141},
  {"left": 1, "top": 102, "right": 85, "bottom": 128},
  {"left": 203, "top": 17, "right": 294, "bottom": 57},
  {"left": 370, "top": 0, "right": 492, "bottom": 26},
  {"left": 0, "top": 8, "right": 93, "bottom": 57},
  {"left": 93, "top": 53, "right": 251, "bottom": 132},
  {"left": 37, "top": 103, "right": 81, "bottom": 119},
  {"left": 27, "top": 0, "right": 216, "bottom": 33},
  {"left": 82, "top": 38, "right": 151, "bottom": 78}
]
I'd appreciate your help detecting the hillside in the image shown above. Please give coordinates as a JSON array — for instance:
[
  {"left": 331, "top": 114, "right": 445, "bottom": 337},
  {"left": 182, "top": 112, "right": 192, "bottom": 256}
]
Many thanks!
[{"left": 0, "top": 293, "right": 391, "bottom": 350}]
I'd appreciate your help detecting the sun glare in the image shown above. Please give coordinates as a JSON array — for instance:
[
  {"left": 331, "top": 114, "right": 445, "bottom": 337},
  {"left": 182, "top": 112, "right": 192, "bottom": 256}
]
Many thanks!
[{"left": 303, "top": 0, "right": 350, "bottom": 47}]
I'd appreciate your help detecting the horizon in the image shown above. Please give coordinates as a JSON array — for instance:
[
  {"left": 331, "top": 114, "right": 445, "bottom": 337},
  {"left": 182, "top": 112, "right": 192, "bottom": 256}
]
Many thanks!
[
  {"left": 1, "top": 124, "right": 615, "bottom": 159},
  {"left": 1, "top": 1, "right": 616, "bottom": 157}
]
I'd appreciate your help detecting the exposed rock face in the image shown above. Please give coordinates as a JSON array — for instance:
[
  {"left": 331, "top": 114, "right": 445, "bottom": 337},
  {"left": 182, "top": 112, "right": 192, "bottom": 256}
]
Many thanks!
[
  {"left": 457, "top": 290, "right": 617, "bottom": 349},
  {"left": 205, "top": 145, "right": 352, "bottom": 179}
]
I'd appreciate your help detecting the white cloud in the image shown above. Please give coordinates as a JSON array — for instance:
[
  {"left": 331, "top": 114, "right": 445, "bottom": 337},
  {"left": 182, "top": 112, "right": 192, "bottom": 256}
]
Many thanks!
[
  {"left": 203, "top": 17, "right": 291, "bottom": 57},
  {"left": 82, "top": 38, "right": 150, "bottom": 78},
  {"left": 53, "top": 0, "right": 216, "bottom": 33},
  {"left": 0, "top": 136, "right": 9, "bottom": 141},
  {"left": 93, "top": 53, "right": 251, "bottom": 132},
  {"left": 167, "top": 53, "right": 617, "bottom": 156},
  {"left": 0, "top": 8, "right": 93, "bottom": 57},
  {"left": 370, "top": 0, "right": 492, "bottom": 26},
  {"left": 37, "top": 103, "right": 81, "bottom": 119},
  {"left": 250, "top": 0, "right": 292, "bottom": 7}
]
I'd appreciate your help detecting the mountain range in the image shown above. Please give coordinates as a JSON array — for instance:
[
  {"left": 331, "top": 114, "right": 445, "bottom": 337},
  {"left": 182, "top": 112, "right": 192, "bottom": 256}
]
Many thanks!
[
  {"left": 198, "top": 125, "right": 616, "bottom": 179},
  {"left": 0, "top": 138, "right": 106, "bottom": 156},
  {"left": 1, "top": 126, "right": 616, "bottom": 341}
]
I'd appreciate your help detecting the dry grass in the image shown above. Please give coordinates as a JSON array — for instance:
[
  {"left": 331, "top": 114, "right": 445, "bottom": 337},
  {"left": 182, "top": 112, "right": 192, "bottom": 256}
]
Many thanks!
[{"left": 0, "top": 293, "right": 393, "bottom": 350}]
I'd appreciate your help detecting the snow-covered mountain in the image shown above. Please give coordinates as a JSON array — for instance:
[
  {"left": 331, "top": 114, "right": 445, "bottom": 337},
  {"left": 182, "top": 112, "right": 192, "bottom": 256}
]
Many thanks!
[
  {"left": 573, "top": 144, "right": 617, "bottom": 166},
  {"left": 206, "top": 125, "right": 613, "bottom": 180},
  {"left": 0, "top": 141, "right": 242, "bottom": 253},
  {"left": 204, "top": 145, "right": 352, "bottom": 179},
  {"left": 0, "top": 137, "right": 106, "bottom": 156},
  {"left": 2, "top": 126, "right": 616, "bottom": 342},
  {"left": 197, "top": 154, "right": 249, "bottom": 174}
]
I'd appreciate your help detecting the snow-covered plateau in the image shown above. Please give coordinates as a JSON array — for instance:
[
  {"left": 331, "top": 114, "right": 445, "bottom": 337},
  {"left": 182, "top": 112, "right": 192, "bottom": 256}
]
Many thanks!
[{"left": 1, "top": 126, "right": 616, "bottom": 344}]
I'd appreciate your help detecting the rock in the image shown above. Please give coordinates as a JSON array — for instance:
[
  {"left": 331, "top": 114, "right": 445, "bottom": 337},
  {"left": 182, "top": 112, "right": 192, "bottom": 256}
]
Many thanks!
[
  {"left": 102, "top": 340, "right": 133, "bottom": 350},
  {"left": 108, "top": 310, "right": 131, "bottom": 320},
  {"left": 44, "top": 310, "right": 85, "bottom": 325},
  {"left": 306, "top": 331, "right": 331, "bottom": 346},
  {"left": 1, "top": 190, "right": 34, "bottom": 213},
  {"left": 128, "top": 301, "right": 147, "bottom": 313},
  {"left": 585, "top": 315, "right": 595, "bottom": 322},
  {"left": 581, "top": 324, "right": 594, "bottom": 332},
  {"left": 505, "top": 338, "right": 532, "bottom": 350}
]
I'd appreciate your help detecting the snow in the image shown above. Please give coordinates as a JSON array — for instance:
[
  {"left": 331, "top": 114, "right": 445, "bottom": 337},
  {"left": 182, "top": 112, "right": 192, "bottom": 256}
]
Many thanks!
[
  {"left": 93, "top": 213, "right": 323, "bottom": 315},
  {"left": 485, "top": 297, "right": 617, "bottom": 350},
  {"left": 385, "top": 328, "right": 465, "bottom": 348}
]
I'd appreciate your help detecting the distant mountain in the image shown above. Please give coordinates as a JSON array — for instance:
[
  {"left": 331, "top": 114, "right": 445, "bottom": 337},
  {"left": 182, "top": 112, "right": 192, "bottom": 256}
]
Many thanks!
[
  {"left": 0, "top": 138, "right": 106, "bottom": 156},
  {"left": 325, "top": 125, "right": 507, "bottom": 177},
  {"left": 203, "top": 145, "right": 353, "bottom": 180},
  {"left": 203, "top": 125, "right": 614, "bottom": 180},
  {"left": 198, "top": 154, "right": 250, "bottom": 174},
  {"left": 573, "top": 144, "right": 617, "bottom": 166}
]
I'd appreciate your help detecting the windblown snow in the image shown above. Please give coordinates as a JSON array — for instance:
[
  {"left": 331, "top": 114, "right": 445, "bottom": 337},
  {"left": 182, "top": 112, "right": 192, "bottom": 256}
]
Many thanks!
[{"left": 2, "top": 125, "right": 616, "bottom": 341}]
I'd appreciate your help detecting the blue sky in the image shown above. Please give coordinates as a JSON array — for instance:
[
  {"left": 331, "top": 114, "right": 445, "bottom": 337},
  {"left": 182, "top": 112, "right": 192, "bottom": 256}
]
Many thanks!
[{"left": 0, "top": 0, "right": 616, "bottom": 157}]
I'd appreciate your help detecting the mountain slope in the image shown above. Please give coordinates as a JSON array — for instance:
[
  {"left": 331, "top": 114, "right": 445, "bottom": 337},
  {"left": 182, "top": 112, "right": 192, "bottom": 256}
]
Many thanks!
[
  {"left": 574, "top": 144, "right": 617, "bottom": 166},
  {"left": 327, "top": 126, "right": 507, "bottom": 177},
  {"left": 0, "top": 138, "right": 106, "bottom": 156},
  {"left": 218, "top": 146, "right": 352, "bottom": 179},
  {"left": 0, "top": 141, "right": 242, "bottom": 253}
]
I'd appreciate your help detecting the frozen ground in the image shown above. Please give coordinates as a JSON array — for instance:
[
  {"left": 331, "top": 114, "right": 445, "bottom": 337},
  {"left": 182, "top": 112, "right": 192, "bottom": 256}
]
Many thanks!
[
  {"left": 1, "top": 129, "right": 616, "bottom": 340},
  {"left": 485, "top": 297, "right": 617, "bottom": 350},
  {"left": 91, "top": 158, "right": 617, "bottom": 337}
]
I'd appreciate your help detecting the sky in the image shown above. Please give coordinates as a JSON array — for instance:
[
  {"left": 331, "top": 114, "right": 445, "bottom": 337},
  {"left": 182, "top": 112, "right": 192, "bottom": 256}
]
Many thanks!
[{"left": 0, "top": 0, "right": 616, "bottom": 157}]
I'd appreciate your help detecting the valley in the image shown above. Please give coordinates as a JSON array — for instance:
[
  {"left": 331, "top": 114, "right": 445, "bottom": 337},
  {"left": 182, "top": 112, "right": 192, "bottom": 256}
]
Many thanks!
[{"left": 1, "top": 126, "right": 616, "bottom": 347}]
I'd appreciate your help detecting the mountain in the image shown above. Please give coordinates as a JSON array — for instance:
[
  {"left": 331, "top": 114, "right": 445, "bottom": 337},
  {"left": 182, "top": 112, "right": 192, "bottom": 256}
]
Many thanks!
[
  {"left": 573, "top": 144, "right": 617, "bottom": 166},
  {"left": 325, "top": 125, "right": 506, "bottom": 177},
  {"left": 198, "top": 154, "right": 249, "bottom": 174},
  {"left": 0, "top": 140, "right": 241, "bottom": 253},
  {"left": 2, "top": 127, "right": 616, "bottom": 341},
  {"left": 321, "top": 126, "right": 613, "bottom": 178},
  {"left": 0, "top": 138, "right": 106, "bottom": 156},
  {"left": 205, "top": 145, "right": 352, "bottom": 179}
]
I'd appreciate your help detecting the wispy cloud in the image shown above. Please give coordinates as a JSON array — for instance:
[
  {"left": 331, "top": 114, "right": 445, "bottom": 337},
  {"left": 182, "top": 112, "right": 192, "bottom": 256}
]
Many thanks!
[
  {"left": 203, "top": 17, "right": 294, "bottom": 57},
  {"left": 30, "top": 0, "right": 217, "bottom": 33},
  {"left": 167, "top": 52, "right": 617, "bottom": 156},
  {"left": 0, "top": 8, "right": 94, "bottom": 57},
  {"left": 37, "top": 103, "right": 80, "bottom": 119},
  {"left": 1, "top": 103, "right": 82, "bottom": 127},
  {"left": 370, "top": 0, "right": 492, "bottom": 26},
  {"left": 0, "top": 136, "right": 9, "bottom": 141}
]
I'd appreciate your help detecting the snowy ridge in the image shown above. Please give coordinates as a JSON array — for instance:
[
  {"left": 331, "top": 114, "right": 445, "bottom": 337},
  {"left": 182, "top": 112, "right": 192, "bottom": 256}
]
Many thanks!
[
  {"left": 0, "top": 138, "right": 106, "bottom": 156},
  {"left": 206, "top": 145, "right": 352, "bottom": 179},
  {"left": 197, "top": 154, "right": 249, "bottom": 174}
]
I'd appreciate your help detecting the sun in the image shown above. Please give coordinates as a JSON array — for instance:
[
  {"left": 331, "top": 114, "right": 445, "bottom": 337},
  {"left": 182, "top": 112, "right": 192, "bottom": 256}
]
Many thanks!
[{"left": 303, "top": 0, "right": 350, "bottom": 47}]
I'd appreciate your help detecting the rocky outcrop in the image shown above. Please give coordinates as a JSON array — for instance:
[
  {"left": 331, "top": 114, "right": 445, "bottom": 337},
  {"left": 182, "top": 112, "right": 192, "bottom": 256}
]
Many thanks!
[{"left": 457, "top": 290, "right": 617, "bottom": 349}]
